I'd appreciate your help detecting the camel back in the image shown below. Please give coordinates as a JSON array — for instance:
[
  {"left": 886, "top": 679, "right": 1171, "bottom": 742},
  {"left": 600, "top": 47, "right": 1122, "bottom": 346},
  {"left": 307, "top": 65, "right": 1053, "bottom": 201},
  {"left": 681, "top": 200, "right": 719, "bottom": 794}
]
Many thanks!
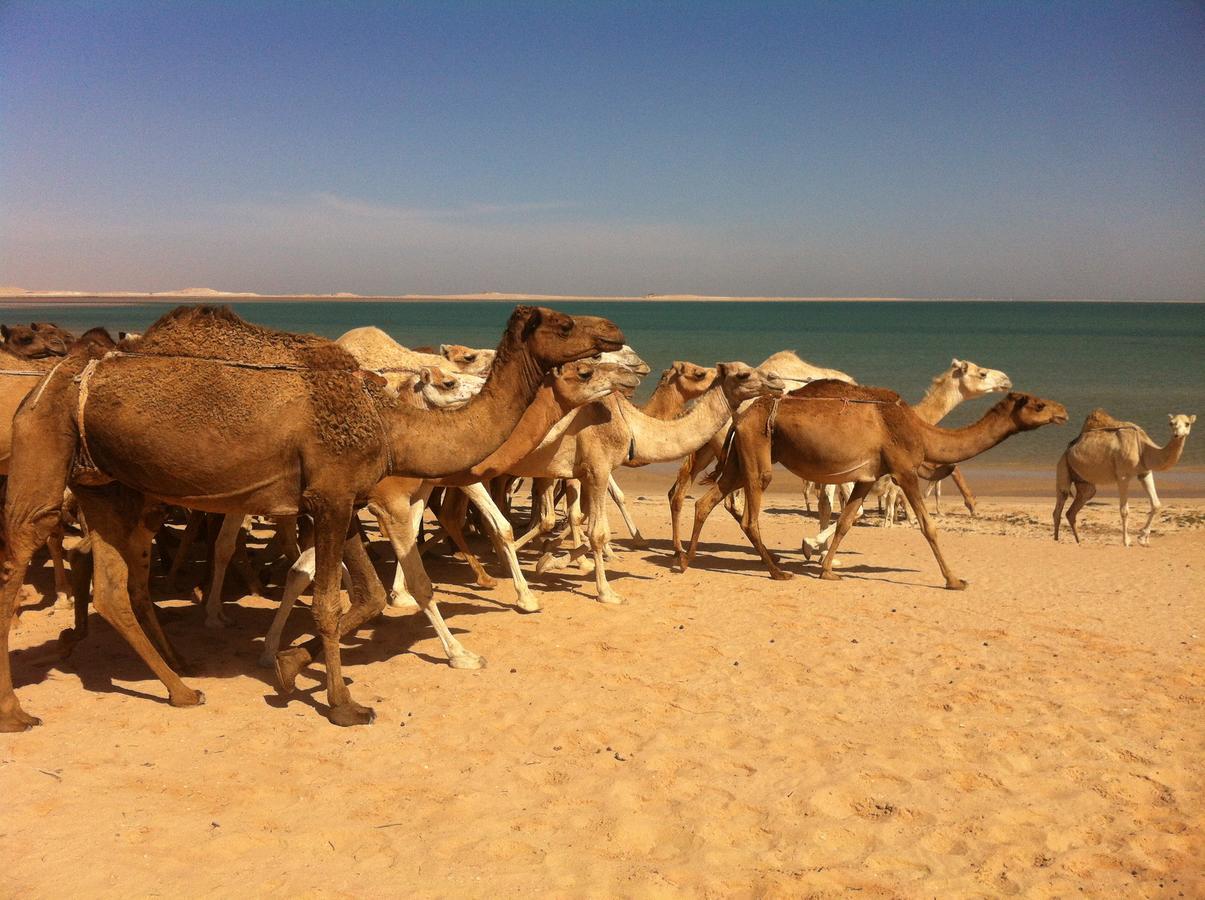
[
  {"left": 124, "top": 305, "right": 387, "bottom": 453},
  {"left": 1068, "top": 408, "right": 1151, "bottom": 450}
]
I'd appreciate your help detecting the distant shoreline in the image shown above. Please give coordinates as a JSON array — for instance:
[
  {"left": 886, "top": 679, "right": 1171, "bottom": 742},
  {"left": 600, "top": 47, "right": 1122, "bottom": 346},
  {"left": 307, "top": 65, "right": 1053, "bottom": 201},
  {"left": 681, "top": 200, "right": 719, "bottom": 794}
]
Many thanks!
[{"left": 1, "top": 292, "right": 1202, "bottom": 306}]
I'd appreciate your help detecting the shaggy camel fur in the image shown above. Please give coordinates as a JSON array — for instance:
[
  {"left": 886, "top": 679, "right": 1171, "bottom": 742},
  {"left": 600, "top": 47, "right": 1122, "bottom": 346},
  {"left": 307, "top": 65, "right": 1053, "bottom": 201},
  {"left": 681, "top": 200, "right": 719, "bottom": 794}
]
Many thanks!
[
  {"left": 668, "top": 351, "right": 855, "bottom": 558},
  {"left": 1054, "top": 410, "right": 1196, "bottom": 546},
  {"left": 506, "top": 363, "right": 786, "bottom": 605},
  {"left": 260, "top": 360, "right": 642, "bottom": 667},
  {"left": 681, "top": 384, "right": 1067, "bottom": 588},
  {"left": 0, "top": 304, "right": 623, "bottom": 731}
]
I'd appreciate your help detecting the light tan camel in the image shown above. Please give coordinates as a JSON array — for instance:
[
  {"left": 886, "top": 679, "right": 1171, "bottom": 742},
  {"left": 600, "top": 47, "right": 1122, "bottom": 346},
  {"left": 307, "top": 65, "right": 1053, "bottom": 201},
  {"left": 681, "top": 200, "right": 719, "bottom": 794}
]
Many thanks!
[
  {"left": 440, "top": 343, "right": 495, "bottom": 375},
  {"left": 260, "top": 360, "right": 642, "bottom": 667},
  {"left": 506, "top": 363, "right": 786, "bottom": 605},
  {"left": 1054, "top": 410, "right": 1196, "bottom": 546},
  {"left": 0, "top": 304, "right": 624, "bottom": 731},
  {"left": 335, "top": 326, "right": 493, "bottom": 392},
  {"left": 681, "top": 383, "right": 1067, "bottom": 588},
  {"left": 668, "top": 351, "right": 855, "bottom": 558}
]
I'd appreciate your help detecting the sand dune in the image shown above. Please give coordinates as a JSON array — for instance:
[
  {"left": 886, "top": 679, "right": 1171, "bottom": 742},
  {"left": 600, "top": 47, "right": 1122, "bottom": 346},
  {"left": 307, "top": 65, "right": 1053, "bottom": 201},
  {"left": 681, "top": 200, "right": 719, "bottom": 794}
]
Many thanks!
[{"left": 3, "top": 491, "right": 1202, "bottom": 895}]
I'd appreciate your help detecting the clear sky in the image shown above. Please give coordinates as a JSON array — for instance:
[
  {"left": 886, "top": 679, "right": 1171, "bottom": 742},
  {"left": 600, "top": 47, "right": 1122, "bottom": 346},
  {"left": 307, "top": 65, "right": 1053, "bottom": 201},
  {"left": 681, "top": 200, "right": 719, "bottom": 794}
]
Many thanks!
[{"left": 1, "top": 1, "right": 1202, "bottom": 298}]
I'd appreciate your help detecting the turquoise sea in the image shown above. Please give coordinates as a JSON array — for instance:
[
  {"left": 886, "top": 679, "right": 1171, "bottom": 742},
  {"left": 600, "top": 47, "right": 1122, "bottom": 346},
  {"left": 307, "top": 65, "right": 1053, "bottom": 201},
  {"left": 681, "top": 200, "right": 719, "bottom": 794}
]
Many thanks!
[{"left": 3, "top": 300, "right": 1202, "bottom": 474}]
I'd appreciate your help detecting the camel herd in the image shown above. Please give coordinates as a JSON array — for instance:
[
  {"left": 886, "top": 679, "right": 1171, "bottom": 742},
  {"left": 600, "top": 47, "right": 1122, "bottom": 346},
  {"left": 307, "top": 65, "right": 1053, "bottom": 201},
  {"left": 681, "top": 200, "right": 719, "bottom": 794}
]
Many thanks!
[{"left": 0, "top": 306, "right": 1194, "bottom": 731}]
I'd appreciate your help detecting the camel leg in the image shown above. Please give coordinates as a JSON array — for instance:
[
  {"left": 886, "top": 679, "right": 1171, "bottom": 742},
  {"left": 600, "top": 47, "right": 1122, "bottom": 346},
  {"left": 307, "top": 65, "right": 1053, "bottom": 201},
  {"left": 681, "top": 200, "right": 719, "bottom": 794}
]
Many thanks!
[
  {"left": 48, "top": 525, "right": 72, "bottom": 610},
  {"left": 802, "top": 479, "right": 813, "bottom": 514},
  {"left": 893, "top": 472, "right": 966, "bottom": 590},
  {"left": 460, "top": 482, "right": 539, "bottom": 613},
  {"left": 274, "top": 501, "right": 373, "bottom": 727},
  {"left": 166, "top": 509, "right": 205, "bottom": 588},
  {"left": 932, "top": 478, "right": 942, "bottom": 515},
  {"left": 950, "top": 466, "right": 977, "bottom": 516},
  {"left": 514, "top": 478, "right": 556, "bottom": 550},
  {"left": 1052, "top": 488, "right": 1070, "bottom": 542},
  {"left": 817, "top": 484, "right": 835, "bottom": 532},
  {"left": 669, "top": 446, "right": 713, "bottom": 559},
  {"left": 126, "top": 506, "right": 188, "bottom": 674},
  {"left": 75, "top": 486, "right": 205, "bottom": 708},
  {"left": 565, "top": 480, "right": 593, "bottom": 572},
  {"left": 230, "top": 523, "right": 264, "bottom": 595},
  {"left": 582, "top": 470, "right": 622, "bottom": 604},
  {"left": 817, "top": 481, "right": 875, "bottom": 582},
  {"left": 260, "top": 547, "right": 316, "bottom": 667},
  {"left": 742, "top": 465, "right": 792, "bottom": 581},
  {"left": 608, "top": 475, "right": 648, "bottom": 549},
  {"left": 203, "top": 512, "right": 243, "bottom": 628},
  {"left": 681, "top": 456, "right": 743, "bottom": 573},
  {"left": 1136, "top": 472, "right": 1161, "bottom": 546},
  {"left": 1065, "top": 479, "right": 1095, "bottom": 544},
  {"left": 1117, "top": 474, "right": 1132, "bottom": 547},
  {"left": 437, "top": 488, "right": 497, "bottom": 589}
]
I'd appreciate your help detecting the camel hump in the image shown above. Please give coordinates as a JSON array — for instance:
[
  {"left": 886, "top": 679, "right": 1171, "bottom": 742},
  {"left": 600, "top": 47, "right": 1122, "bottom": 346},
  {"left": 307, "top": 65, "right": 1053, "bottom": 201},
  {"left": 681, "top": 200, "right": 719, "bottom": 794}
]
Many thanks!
[
  {"left": 1080, "top": 408, "right": 1132, "bottom": 432},
  {"left": 137, "top": 304, "right": 358, "bottom": 370},
  {"left": 789, "top": 379, "right": 901, "bottom": 404}
]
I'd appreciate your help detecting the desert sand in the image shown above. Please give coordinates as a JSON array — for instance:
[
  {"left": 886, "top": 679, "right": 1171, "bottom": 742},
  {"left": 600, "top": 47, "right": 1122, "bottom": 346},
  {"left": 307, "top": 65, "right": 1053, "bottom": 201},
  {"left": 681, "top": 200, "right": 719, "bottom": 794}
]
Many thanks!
[{"left": 2, "top": 481, "right": 1202, "bottom": 897}]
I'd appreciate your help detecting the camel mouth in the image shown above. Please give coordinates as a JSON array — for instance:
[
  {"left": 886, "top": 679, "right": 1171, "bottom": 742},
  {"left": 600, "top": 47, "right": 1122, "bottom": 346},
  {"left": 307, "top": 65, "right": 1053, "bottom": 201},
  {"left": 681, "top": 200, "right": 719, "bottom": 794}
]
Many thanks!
[{"left": 1051, "top": 412, "right": 1068, "bottom": 425}]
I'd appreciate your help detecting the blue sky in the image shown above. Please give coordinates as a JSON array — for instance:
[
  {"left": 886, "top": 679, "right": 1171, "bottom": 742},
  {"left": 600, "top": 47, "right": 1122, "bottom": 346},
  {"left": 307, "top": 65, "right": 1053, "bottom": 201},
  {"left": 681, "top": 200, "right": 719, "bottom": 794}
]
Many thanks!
[{"left": 1, "top": 1, "right": 1202, "bottom": 298}]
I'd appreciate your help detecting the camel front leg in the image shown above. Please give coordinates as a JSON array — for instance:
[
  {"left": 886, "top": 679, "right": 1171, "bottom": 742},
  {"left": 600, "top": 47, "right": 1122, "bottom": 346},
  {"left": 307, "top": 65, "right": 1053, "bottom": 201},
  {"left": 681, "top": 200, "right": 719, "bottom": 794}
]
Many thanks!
[
  {"left": 1117, "top": 474, "right": 1132, "bottom": 547},
  {"left": 741, "top": 466, "right": 791, "bottom": 580},
  {"left": 607, "top": 475, "right": 648, "bottom": 549},
  {"left": 894, "top": 472, "right": 966, "bottom": 590},
  {"left": 514, "top": 478, "right": 556, "bottom": 550},
  {"left": 437, "top": 488, "right": 497, "bottom": 589},
  {"left": 817, "top": 481, "right": 874, "bottom": 582},
  {"left": 204, "top": 512, "right": 245, "bottom": 628},
  {"left": 681, "top": 456, "right": 742, "bottom": 573},
  {"left": 461, "top": 482, "right": 539, "bottom": 613},
  {"left": 949, "top": 466, "right": 977, "bottom": 516},
  {"left": 1136, "top": 472, "right": 1162, "bottom": 546},
  {"left": 260, "top": 547, "right": 316, "bottom": 667},
  {"left": 669, "top": 447, "right": 713, "bottom": 559},
  {"left": 166, "top": 508, "right": 205, "bottom": 589},
  {"left": 583, "top": 471, "right": 622, "bottom": 604}
]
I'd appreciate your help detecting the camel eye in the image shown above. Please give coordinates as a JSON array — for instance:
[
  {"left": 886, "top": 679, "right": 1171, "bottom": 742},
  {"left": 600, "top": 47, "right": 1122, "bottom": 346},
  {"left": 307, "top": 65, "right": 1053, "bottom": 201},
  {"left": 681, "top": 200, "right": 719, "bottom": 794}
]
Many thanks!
[
  {"left": 463, "top": 353, "right": 476, "bottom": 362},
  {"left": 560, "top": 321, "right": 573, "bottom": 336},
  {"left": 738, "top": 371, "right": 750, "bottom": 380},
  {"left": 578, "top": 369, "right": 591, "bottom": 381}
]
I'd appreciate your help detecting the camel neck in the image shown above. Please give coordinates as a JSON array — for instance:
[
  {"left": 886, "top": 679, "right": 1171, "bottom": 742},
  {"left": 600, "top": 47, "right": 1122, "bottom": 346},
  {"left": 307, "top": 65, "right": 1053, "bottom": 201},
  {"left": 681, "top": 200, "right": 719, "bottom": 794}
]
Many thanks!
[
  {"left": 1142, "top": 433, "right": 1188, "bottom": 471},
  {"left": 382, "top": 343, "right": 543, "bottom": 479},
  {"left": 917, "top": 403, "right": 1018, "bottom": 465},
  {"left": 639, "top": 381, "right": 689, "bottom": 420},
  {"left": 912, "top": 376, "right": 963, "bottom": 424},
  {"left": 626, "top": 387, "right": 732, "bottom": 466}
]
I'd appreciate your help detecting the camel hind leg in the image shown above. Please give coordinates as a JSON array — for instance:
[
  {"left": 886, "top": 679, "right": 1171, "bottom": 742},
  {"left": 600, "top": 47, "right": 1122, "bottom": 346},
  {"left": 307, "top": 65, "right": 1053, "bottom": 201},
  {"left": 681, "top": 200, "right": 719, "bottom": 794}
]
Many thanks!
[
  {"left": 1117, "top": 474, "right": 1133, "bottom": 547},
  {"left": 893, "top": 471, "right": 966, "bottom": 590},
  {"left": 816, "top": 481, "right": 874, "bottom": 582},
  {"left": 1064, "top": 479, "right": 1095, "bottom": 543},
  {"left": 75, "top": 485, "right": 204, "bottom": 709},
  {"left": 203, "top": 512, "right": 244, "bottom": 628},
  {"left": 608, "top": 475, "right": 648, "bottom": 549}
]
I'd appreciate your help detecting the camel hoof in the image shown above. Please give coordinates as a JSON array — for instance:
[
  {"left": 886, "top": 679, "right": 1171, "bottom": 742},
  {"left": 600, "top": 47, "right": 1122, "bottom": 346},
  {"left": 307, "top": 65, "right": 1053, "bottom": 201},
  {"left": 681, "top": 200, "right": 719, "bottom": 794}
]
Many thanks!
[
  {"left": 474, "top": 573, "right": 498, "bottom": 589},
  {"left": 449, "top": 652, "right": 485, "bottom": 670},
  {"left": 628, "top": 537, "right": 649, "bottom": 551},
  {"left": 170, "top": 688, "right": 205, "bottom": 708},
  {"left": 535, "top": 552, "right": 565, "bottom": 575},
  {"left": 53, "top": 593, "right": 73, "bottom": 611},
  {"left": 769, "top": 569, "right": 794, "bottom": 581},
  {"left": 819, "top": 570, "right": 842, "bottom": 581},
  {"left": 0, "top": 708, "right": 42, "bottom": 732},
  {"left": 328, "top": 703, "right": 375, "bottom": 727},
  {"left": 515, "top": 594, "right": 542, "bottom": 614},
  {"left": 274, "top": 647, "right": 311, "bottom": 696},
  {"left": 576, "top": 556, "right": 596, "bottom": 574},
  {"left": 945, "top": 579, "right": 968, "bottom": 591},
  {"left": 597, "top": 590, "right": 625, "bottom": 605}
]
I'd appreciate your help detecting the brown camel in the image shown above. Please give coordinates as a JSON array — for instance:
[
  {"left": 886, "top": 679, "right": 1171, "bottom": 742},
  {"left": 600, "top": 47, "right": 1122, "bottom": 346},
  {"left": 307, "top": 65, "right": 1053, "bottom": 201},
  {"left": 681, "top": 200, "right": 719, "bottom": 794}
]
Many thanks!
[
  {"left": 681, "top": 382, "right": 1067, "bottom": 588},
  {"left": 0, "top": 304, "right": 623, "bottom": 731},
  {"left": 1, "top": 322, "right": 76, "bottom": 359}
]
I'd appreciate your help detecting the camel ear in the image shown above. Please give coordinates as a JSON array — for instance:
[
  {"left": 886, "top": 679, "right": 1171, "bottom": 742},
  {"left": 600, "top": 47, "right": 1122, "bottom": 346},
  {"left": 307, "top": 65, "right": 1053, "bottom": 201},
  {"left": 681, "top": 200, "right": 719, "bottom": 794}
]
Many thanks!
[
  {"left": 672, "top": 361, "right": 686, "bottom": 374},
  {"left": 952, "top": 358, "right": 968, "bottom": 373},
  {"left": 439, "top": 344, "right": 452, "bottom": 357},
  {"left": 715, "top": 362, "right": 730, "bottom": 379},
  {"left": 419, "top": 368, "right": 435, "bottom": 385},
  {"left": 1191, "top": 415, "right": 1198, "bottom": 424}
]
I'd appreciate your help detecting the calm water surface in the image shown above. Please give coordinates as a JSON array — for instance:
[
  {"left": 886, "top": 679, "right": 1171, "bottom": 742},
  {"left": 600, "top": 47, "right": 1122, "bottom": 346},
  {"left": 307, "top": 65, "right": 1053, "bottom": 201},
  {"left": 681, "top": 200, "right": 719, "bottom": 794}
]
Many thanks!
[{"left": 4, "top": 300, "right": 1202, "bottom": 469}]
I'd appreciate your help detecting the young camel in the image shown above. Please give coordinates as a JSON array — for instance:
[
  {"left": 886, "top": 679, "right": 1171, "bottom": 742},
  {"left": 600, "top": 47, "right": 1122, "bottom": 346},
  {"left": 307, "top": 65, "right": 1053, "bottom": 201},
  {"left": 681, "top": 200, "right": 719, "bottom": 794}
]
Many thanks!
[
  {"left": 0, "top": 304, "right": 624, "bottom": 731},
  {"left": 260, "top": 360, "right": 642, "bottom": 667},
  {"left": 1054, "top": 410, "right": 1196, "bottom": 546},
  {"left": 506, "top": 363, "right": 786, "bottom": 605},
  {"left": 681, "top": 383, "right": 1067, "bottom": 588}
]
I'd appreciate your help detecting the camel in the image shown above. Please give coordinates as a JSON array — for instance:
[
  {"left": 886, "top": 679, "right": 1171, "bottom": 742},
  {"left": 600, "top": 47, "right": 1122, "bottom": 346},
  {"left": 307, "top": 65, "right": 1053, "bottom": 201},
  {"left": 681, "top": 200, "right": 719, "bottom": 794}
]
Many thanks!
[
  {"left": 259, "top": 359, "right": 642, "bottom": 667},
  {"left": 1054, "top": 410, "right": 1196, "bottom": 546},
  {"left": 504, "top": 363, "right": 786, "bottom": 605},
  {"left": 668, "top": 351, "right": 856, "bottom": 558},
  {"left": 440, "top": 343, "right": 495, "bottom": 375},
  {"left": 0, "top": 304, "right": 624, "bottom": 731},
  {"left": 1, "top": 322, "right": 75, "bottom": 359},
  {"left": 681, "top": 383, "right": 1067, "bottom": 588},
  {"left": 336, "top": 325, "right": 495, "bottom": 385},
  {"left": 196, "top": 362, "right": 488, "bottom": 629}
]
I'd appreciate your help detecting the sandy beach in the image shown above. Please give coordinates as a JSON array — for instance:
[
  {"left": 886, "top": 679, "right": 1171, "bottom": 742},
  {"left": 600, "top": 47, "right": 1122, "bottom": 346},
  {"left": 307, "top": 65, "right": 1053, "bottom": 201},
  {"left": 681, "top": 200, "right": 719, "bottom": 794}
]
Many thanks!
[{"left": 3, "top": 484, "right": 1202, "bottom": 897}]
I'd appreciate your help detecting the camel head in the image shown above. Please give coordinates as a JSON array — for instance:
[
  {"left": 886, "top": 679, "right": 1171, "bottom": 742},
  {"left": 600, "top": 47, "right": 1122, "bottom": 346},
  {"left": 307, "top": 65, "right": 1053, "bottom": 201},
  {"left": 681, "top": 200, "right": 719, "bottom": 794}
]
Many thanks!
[
  {"left": 593, "top": 344, "right": 650, "bottom": 378},
  {"left": 74, "top": 327, "right": 118, "bottom": 355},
  {"left": 551, "top": 360, "right": 643, "bottom": 407},
  {"left": 439, "top": 344, "right": 496, "bottom": 376},
  {"left": 949, "top": 358, "right": 1011, "bottom": 398},
  {"left": 507, "top": 305, "right": 625, "bottom": 368},
  {"left": 714, "top": 362, "right": 787, "bottom": 407},
  {"left": 1168, "top": 414, "right": 1196, "bottom": 438},
  {"left": 1, "top": 322, "right": 75, "bottom": 358},
  {"left": 418, "top": 365, "right": 485, "bottom": 408},
  {"left": 663, "top": 361, "right": 718, "bottom": 399},
  {"left": 996, "top": 392, "right": 1068, "bottom": 431}
]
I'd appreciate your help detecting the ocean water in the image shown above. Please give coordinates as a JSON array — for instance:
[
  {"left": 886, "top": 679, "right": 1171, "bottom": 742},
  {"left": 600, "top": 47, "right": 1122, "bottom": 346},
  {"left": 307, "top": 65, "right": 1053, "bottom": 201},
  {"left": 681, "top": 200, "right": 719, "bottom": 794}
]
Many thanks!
[{"left": 3, "top": 300, "right": 1202, "bottom": 470}]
